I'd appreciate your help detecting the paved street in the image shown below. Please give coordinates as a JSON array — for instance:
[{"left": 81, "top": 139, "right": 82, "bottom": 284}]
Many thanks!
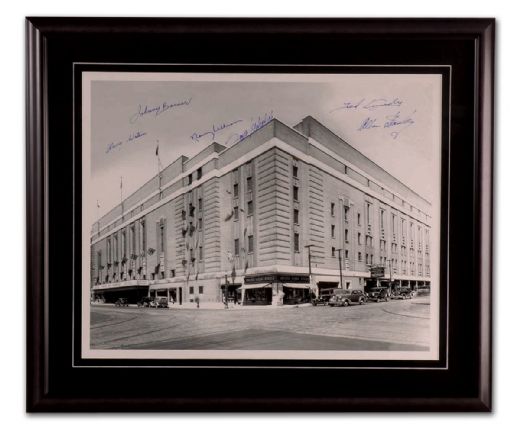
[{"left": 90, "top": 293, "right": 431, "bottom": 351}]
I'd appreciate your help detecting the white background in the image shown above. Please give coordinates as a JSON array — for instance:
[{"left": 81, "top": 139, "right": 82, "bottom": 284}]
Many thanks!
[{"left": 0, "top": 0, "right": 517, "bottom": 427}]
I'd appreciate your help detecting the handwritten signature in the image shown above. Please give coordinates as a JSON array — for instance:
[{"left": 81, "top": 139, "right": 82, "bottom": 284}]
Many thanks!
[
  {"left": 226, "top": 111, "right": 274, "bottom": 145},
  {"left": 357, "top": 110, "right": 416, "bottom": 139},
  {"left": 106, "top": 130, "right": 147, "bottom": 154},
  {"left": 129, "top": 98, "right": 192, "bottom": 124},
  {"left": 330, "top": 97, "right": 403, "bottom": 113},
  {"left": 191, "top": 119, "right": 243, "bottom": 143}
]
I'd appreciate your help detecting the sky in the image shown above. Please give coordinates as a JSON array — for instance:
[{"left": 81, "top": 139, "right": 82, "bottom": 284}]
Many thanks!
[{"left": 85, "top": 72, "right": 442, "bottom": 225}]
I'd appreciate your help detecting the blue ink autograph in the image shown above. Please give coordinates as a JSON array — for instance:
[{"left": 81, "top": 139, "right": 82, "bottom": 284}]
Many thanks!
[
  {"left": 129, "top": 98, "right": 192, "bottom": 124},
  {"left": 106, "top": 130, "right": 147, "bottom": 154},
  {"left": 357, "top": 110, "right": 416, "bottom": 139},
  {"left": 226, "top": 111, "right": 274, "bottom": 145},
  {"left": 330, "top": 97, "right": 403, "bottom": 113},
  {"left": 191, "top": 119, "right": 243, "bottom": 143}
]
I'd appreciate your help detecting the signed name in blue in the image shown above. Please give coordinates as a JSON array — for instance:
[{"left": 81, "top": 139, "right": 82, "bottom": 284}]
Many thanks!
[
  {"left": 330, "top": 97, "right": 404, "bottom": 113},
  {"left": 129, "top": 98, "right": 192, "bottom": 124},
  {"left": 226, "top": 111, "right": 275, "bottom": 145},
  {"left": 191, "top": 119, "right": 243, "bottom": 143},
  {"left": 357, "top": 110, "right": 416, "bottom": 139},
  {"left": 106, "top": 130, "right": 147, "bottom": 154}
]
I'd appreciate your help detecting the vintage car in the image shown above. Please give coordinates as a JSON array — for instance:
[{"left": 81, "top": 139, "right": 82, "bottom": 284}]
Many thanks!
[
  {"left": 137, "top": 296, "right": 154, "bottom": 307},
  {"left": 114, "top": 298, "right": 129, "bottom": 307},
  {"left": 156, "top": 297, "right": 169, "bottom": 308},
  {"left": 366, "top": 287, "right": 390, "bottom": 302},
  {"left": 328, "top": 289, "right": 366, "bottom": 306},
  {"left": 392, "top": 287, "right": 413, "bottom": 299},
  {"left": 311, "top": 288, "right": 335, "bottom": 306}
]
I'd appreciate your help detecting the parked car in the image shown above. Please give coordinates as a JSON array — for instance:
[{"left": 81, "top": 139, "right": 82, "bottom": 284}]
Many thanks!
[
  {"left": 392, "top": 287, "right": 413, "bottom": 300},
  {"left": 312, "top": 288, "right": 335, "bottom": 306},
  {"left": 343, "top": 289, "right": 367, "bottom": 305},
  {"left": 329, "top": 289, "right": 367, "bottom": 306},
  {"left": 366, "top": 287, "right": 390, "bottom": 302},
  {"left": 156, "top": 297, "right": 169, "bottom": 308},
  {"left": 137, "top": 296, "right": 154, "bottom": 307},
  {"left": 114, "top": 298, "right": 129, "bottom": 307}
]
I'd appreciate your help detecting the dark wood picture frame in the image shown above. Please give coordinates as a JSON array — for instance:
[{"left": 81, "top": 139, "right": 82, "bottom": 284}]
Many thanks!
[{"left": 26, "top": 17, "right": 494, "bottom": 412}]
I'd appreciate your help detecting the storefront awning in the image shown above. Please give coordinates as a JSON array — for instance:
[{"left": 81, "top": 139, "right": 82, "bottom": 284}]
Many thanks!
[
  {"left": 283, "top": 283, "right": 310, "bottom": 289},
  {"left": 238, "top": 283, "right": 272, "bottom": 290}
]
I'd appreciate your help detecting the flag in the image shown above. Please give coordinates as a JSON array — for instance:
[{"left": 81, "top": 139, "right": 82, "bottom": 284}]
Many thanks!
[{"left": 155, "top": 144, "right": 159, "bottom": 156}]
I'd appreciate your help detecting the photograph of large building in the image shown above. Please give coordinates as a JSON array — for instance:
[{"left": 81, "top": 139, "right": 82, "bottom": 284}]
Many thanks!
[{"left": 90, "top": 115, "right": 432, "bottom": 307}]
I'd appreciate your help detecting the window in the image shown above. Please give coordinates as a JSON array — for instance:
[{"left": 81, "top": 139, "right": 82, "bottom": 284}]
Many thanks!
[
  {"left": 189, "top": 203, "right": 195, "bottom": 217},
  {"left": 181, "top": 210, "right": 186, "bottom": 221},
  {"left": 365, "top": 235, "right": 372, "bottom": 247},
  {"left": 366, "top": 202, "right": 371, "bottom": 225},
  {"left": 380, "top": 209, "right": 385, "bottom": 230},
  {"left": 248, "top": 235, "right": 254, "bottom": 253},
  {"left": 357, "top": 213, "right": 361, "bottom": 226},
  {"left": 107, "top": 238, "right": 111, "bottom": 263},
  {"left": 344, "top": 205, "right": 349, "bottom": 221},
  {"left": 344, "top": 229, "right": 349, "bottom": 243},
  {"left": 293, "top": 185, "right": 299, "bottom": 201},
  {"left": 345, "top": 249, "right": 349, "bottom": 259},
  {"left": 233, "top": 183, "right": 239, "bottom": 198},
  {"left": 198, "top": 285, "right": 204, "bottom": 294},
  {"left": 198, "top": 198, "right": 203, "bottom": 212},
  {"left": 140, "top": 219, "right": 146, "bottom": 253},
  {"left": 365, "top": 253, "right": 369, "bottom": 264},
  {"left": 380, "top": 240, "right": 386, "bottom": 252},
  {"left": 293, "top": 209, "right": 299, "bottom": 224},
  {"left": 331, "top": 202, "right": 335, "bottom": 216},
  {"left": 114, "top": 235, "right": 118, "bottom": 261},
  {"left": 131, "top": 225, "right": 136, "bottom": 254},
  {"left": 358, "top": 252, "right": 362, "bottom": 262},
  {"left": 332, "top": 247, "right": 336, "bottom": 257},
  {"left": 196, "top": 167, "right": 202, "bottom": 180},
  {"left": 293, "top": 165, "right": 298, "bottom": 178},
  {"left": 358, "top": 232, "right": 362, "bottom": 245},
  {"left": 198, "top": 217, "right": 203, "bottom": 230},
  {"left": 331, "top": 224, "right": 335, "bottom": 238},
  {"left": 234, "top": 239, "right": 240, "bottom": 256},
  {"left": 247, "top": 200, "right": 253, "bottom": 216},
  {"left": 370, "top": 254, "right": 374, "bottom": 265},
  {"left": 189, "top": 286, "right": 194, "bottom": 295},
  {"left": 188, "top": 173, "right": 193, "bottom": 185},
  {"left": 159, "top": 223, "right": 164, "bottom": 253},
  {"left": 199, "top": 246, "right": 203, "bottom": 260},
  {"left": 121, "top": 231, "right": 126, "bottom": 257},
  {"left": 233, "top": 206, "right": 239, "bottom": 221},
  {"left": 190, "top": 248, "right": 194, "bottom": 261},
  {"left": 246, "top": 177, "right": 253, "bottom": 192},
  {"left": 294, "top": 233, "right": 300, "bottom": 252},
  {"left": 170, "top": 269, "right": 176, "bottom": 278}
]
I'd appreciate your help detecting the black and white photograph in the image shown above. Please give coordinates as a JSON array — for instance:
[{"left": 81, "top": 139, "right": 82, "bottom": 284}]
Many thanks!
[{"left": 83, "top": 71, "right": 442, "bottom": 361}]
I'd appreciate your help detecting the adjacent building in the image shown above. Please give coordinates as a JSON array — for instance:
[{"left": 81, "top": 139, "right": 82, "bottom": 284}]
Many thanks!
[{"left": 90, "top": 116, "right": 432, "bottom": 306}]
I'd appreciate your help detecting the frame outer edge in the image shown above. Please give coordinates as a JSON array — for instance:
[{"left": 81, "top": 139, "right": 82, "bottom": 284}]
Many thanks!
[
  {"left": 477, "top": 18, "right": 494, "bottom": 412},
  {"left": 26, "top": 17, "right": 46, "bottom": 412}
]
